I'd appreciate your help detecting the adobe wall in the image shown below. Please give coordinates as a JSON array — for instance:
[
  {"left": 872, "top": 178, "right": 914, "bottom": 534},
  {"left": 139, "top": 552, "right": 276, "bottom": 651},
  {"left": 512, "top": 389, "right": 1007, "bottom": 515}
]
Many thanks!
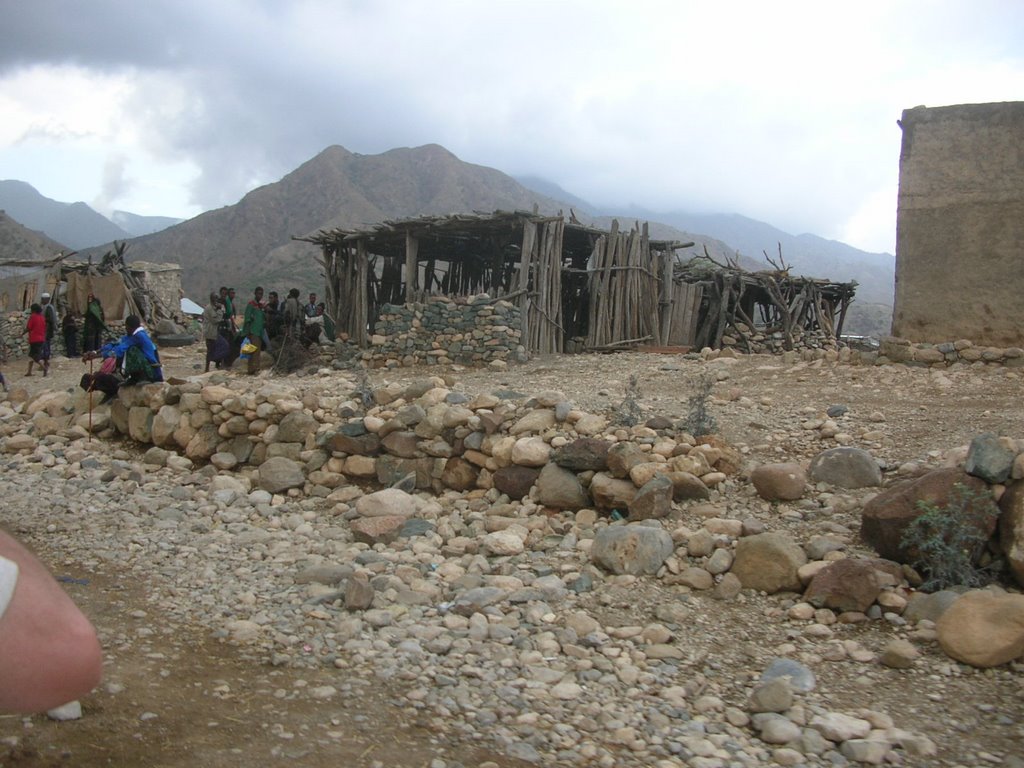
[{"left": 893, "top": 102, "right": 1024, "bottom": 345}]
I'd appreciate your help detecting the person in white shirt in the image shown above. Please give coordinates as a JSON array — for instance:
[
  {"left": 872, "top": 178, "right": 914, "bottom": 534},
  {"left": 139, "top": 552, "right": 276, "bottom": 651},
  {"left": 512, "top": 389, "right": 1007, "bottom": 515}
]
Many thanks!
[{"left": 0, "top": 530, "right": 102, "bottom": 712}]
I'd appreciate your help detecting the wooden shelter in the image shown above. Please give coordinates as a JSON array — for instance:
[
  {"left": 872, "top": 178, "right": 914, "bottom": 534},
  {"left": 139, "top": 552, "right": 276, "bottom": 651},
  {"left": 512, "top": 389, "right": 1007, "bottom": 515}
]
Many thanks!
[{"left": 302, "top": 210, "right": 855, "bottom": 355}]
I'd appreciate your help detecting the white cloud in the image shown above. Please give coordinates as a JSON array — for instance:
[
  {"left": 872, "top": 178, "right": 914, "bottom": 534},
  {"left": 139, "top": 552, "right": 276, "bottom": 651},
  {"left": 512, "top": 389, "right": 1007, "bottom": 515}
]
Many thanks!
[{"left": 0, "top": 0, "right": 1021, "bottom": 253}]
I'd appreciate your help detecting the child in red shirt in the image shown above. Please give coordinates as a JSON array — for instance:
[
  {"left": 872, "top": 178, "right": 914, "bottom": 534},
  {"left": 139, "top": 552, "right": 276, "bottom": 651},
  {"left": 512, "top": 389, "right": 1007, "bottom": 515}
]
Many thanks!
[{"left": 25, "top": 304, "right": 48, "bottom": 377}]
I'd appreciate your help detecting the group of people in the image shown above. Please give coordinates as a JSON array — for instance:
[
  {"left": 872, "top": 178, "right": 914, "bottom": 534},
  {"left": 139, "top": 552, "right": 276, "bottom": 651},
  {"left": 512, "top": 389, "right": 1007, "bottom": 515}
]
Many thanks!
[
  {"left": 201, "top": 286, "right": 336, "bottom": 374},
  {"left": 23, "top": 292, "right": 107, "bottom": 378}
]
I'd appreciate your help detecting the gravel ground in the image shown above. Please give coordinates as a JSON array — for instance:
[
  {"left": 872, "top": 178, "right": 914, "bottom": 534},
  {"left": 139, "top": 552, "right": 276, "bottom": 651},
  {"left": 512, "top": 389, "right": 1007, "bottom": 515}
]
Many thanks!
[{"left": 0, "top": 347, "right": 1022, "bottom": 768}]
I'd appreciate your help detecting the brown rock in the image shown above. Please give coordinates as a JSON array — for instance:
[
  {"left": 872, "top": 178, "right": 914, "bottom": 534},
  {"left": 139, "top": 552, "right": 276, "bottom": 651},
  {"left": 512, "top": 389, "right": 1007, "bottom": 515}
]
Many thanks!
[
  {"left": 628, "top": 475, "right": 674, "bottom": 520},
  {"left": 344, "top": 576, "right": 376, "bottom": 610},
  {"left": 803, "top": 558, "right": 901, "bottom": 613},
  {"left": 664, "top": 471, "right": 711, "bottom": 501},
  {"left": 750, "top": 462, "right": 807, "bottom": 501},
  {"left": 731, "top": 532, "right": 807, "bottom": 594},
  {"left": 936, "top": 590, "right": 1024, "bottom": 667},
  {"left": 606, "top": 443, "right": 648, "bottom": 479},
  {"left": 860, "top": 468, "right": 992, "bottom": 563},
  {"left": 349, "top": 515, "right": 407, "bottom": 545},
  {"left": 381, "top": 430, "right": 421, "bottom": 458},
  {"left": 440, "top": 456, "right": 479, "bottom": 491},
  {"left": 997, "top": 480, "right": 1024, "bottom": 588},
  {"left": 552, "top": 438, "right": 610, "bottom": 471},
  {"left": 492, "top": 465, "right": 540, "bottom": 500},
  {"left": 328, "top": 431, "right": 381, "bottom": 456},
  {"left": 589, "top": 472, "right": 638, "bottom": 512}
]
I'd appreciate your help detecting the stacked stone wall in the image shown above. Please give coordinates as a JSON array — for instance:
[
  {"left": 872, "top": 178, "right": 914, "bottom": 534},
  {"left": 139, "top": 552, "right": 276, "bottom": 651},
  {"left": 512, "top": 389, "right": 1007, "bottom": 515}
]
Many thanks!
[{"left": 338, "top": 295, "right": 525, "bottom": 369}]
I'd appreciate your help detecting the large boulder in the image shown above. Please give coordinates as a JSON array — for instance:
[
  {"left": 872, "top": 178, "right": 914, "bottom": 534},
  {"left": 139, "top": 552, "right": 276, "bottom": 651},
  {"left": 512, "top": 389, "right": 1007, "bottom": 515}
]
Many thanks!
[
  {"left": 808, "top": 447, "right": 882, "bottom": 488},
  {"left": 936, "top": 590, "right": 1024, "bottom": 667},
  {"left": 750, "top": 463, "right": 807, "bottom": 501},
  {"left": 730, "top": 532, "right": 806, "bottom": 594},
  {"left": 997, "top": 480, "right": 1024, "bottom": 587},
  {"left": 591, "top": 525, "right": 674, "bottom": 576},
  {"left": 860, "top": 468, "right": 992, "bottom": 563}
]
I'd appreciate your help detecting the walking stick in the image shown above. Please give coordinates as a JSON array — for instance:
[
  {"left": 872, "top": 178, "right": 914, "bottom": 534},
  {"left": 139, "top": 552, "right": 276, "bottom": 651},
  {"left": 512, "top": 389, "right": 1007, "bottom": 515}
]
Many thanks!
[{"left": 87, "top": 356, "right": 94, "bottom": 442}]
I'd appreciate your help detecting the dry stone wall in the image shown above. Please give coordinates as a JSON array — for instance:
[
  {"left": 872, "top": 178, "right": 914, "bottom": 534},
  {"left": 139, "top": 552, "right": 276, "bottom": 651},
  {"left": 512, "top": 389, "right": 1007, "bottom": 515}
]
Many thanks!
[{"left": 337, "top": 295, "right": 525, "bottom": 369}]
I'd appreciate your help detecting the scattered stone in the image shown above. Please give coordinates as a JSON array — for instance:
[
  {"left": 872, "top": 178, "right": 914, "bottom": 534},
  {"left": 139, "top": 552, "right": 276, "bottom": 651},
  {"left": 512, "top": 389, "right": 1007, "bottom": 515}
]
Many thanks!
[
  {"left": 730, "top": 532, "right": 807, "bottom": 594},
  {"left": 750, "top": 462, "right": 807, "bottom": 501},
  {"left": 590, "top": 525, "right": 674, "bottom": 576},
  {"left": 809, "top": 446, "right": 882, "bottom": 488}
]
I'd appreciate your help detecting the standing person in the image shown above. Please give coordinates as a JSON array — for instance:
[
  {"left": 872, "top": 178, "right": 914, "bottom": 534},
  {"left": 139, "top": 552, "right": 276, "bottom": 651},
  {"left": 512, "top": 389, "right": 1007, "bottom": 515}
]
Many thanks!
[
  {"left": 82, "top": 293, "right": 105, "bottom": 353},
  {"left": 40, "top": 293, "right": 57, "bottom": 371},
  {"left": 25, "top": 304, "right": 48, "bottom": 377},
  {"left": 0, "top": 529, "right": 103, "bottom": 713},
  {"left": 304, "top": 292, "right": 318, "bottom": 318},
  {"left": 202, "top": 292, "right": 224, "bottom": 373},
  {"left": 264, "top": 291, "right": 282, "bottom": 340},
  {"left": 62, "top": 311, "right": 80, "bottom": 358},
  {"left": 240, "top": 287, "right": 266, "bottom": 376},
  {"left": 282, "top": 288, "right": 303, "bottom": 338}
]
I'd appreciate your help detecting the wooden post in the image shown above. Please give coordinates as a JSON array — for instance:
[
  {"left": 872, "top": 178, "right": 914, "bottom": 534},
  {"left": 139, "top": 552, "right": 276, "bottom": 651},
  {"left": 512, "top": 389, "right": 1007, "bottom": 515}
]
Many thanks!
[{"left": 404, "top": 231, "right": 419, "bottom": 303}]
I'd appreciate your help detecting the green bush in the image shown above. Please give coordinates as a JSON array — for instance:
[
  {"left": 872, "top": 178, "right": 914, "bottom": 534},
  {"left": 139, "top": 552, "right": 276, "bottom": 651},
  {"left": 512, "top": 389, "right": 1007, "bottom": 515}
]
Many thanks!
[{"left": 899, "top": 483, "right": 999, "bottom": 591}]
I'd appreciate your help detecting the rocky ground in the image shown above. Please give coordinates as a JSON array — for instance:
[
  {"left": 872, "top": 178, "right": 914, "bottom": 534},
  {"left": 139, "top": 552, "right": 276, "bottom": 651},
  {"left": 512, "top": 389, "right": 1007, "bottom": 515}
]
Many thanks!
[{"left": 0, "top": 348, "right": 1023, "bottom": 768}]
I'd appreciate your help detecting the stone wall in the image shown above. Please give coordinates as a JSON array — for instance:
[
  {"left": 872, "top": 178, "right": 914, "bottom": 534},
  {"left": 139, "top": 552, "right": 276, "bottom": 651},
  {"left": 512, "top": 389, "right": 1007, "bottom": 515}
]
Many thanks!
[
  {"left": 894, "top": 102, "right": 1024, "bottom": 345},
  {"left": 49, "top": 376, "right": 736, "bottom": 511},
  {"left": 338, "top": 295, "right": 525, "bottom": 369}
]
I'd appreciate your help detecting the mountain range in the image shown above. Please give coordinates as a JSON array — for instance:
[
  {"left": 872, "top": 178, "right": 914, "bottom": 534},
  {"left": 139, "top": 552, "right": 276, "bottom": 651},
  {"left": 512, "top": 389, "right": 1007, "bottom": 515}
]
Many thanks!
[{"left": 0, "top": 144, "right": 895, "bottom": 334}]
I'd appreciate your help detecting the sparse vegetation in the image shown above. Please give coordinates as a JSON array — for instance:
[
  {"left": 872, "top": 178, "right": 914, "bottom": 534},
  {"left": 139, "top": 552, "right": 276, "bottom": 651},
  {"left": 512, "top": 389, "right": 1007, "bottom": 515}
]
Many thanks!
[
  {"left": 900, "top": 483, "right": 1000, "bottom": 591},
  {"left": 611, "top": 374, "right": 644, "bottom": 426},
  {"left": 683, "top": 375, "right": 717, "bottom": 437}
]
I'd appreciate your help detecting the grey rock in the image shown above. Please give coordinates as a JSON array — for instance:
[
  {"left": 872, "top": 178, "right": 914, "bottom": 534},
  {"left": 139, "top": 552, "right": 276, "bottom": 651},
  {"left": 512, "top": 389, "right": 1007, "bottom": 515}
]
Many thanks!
[
  {"left": 591, "top": 525, "right": 674, "bottom": 576},
  {"left": 809, "top": 446, "right": 882, "bottom": 488},
  {"left": 761, "top": 658, "right": 816, "bottom": 692},
  {"left": 965, "top": 432, "right": 1015, "bottom": 484}
]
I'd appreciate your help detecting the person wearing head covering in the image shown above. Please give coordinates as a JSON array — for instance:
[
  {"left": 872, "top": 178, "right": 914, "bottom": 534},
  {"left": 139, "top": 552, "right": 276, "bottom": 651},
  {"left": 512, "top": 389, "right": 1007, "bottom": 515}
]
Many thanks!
[
  {"left": 80, "top": 315, "right": 163, "bottom": 401},
  {"left": 82, "top": 293, "right": 106, "bottom": 353},
  {"left": 203, "top": 291, "right": 226, "bottom": 373},
  {"left": 39, "top": 292, "right": 58, "bottom": 370},
  {"left": 25, "top": 304, "right": 48, "bottom": 377}
]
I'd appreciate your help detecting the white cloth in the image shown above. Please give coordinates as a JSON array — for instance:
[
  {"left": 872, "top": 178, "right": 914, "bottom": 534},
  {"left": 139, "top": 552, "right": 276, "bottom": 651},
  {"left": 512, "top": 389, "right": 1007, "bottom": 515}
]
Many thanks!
[{"left": 0, "top": 555, "right": 18, "bottom": 620}]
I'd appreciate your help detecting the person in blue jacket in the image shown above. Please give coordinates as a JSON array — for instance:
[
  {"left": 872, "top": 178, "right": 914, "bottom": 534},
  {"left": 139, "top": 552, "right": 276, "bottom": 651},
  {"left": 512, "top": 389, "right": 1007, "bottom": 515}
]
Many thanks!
[{"left": 80, "top": 315, "right": 163, "bottom": 401}]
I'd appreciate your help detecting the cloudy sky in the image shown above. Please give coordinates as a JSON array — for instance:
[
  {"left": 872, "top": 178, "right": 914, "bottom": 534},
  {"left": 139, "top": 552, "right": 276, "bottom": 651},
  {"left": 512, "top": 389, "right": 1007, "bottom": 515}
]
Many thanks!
[{"left": 1, "top": 1, "right": 1021, "bottom": 254}]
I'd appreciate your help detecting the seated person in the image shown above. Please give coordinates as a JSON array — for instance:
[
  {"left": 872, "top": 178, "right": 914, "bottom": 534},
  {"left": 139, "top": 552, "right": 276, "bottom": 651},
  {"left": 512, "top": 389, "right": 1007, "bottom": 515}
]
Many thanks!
[
  {"left": 0, "top": 529, "right": 103, "bottom": 713},
  {"left": 80, "top": 315, "right": 163, "bottom": 402}
]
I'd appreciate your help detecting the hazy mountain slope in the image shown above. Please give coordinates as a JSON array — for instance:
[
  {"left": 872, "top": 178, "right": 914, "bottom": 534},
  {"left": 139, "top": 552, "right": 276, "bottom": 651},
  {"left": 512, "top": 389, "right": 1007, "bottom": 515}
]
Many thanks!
[
  {"left": 111, "top": 211, "right": 184, "bottom": 237},
  {"left": 0, "top": 180, "right": 128, "bottom": 249},
  {"left": 626, "top": 208, "right": 895, "bottom": 306},
  {"left": 0, "top": 210, "right": 69, "bottom": 261},
  {"left": 83, "top": 144, "right": 569, "bottom": 298}
]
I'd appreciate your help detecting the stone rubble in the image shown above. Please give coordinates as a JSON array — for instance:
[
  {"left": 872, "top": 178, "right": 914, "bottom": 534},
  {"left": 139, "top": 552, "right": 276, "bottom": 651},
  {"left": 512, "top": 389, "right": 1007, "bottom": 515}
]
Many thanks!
[{"left": 0, "top": 357, "right": 1022, "bottom": 767}]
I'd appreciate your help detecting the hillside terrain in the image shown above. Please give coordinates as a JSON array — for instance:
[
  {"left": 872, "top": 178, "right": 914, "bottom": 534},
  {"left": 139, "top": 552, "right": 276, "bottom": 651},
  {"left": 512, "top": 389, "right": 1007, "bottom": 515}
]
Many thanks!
[
  {"left": 7, "top": 145, "right": 894, "bottom": 334},
  {"left": 0, "top": 210, "right": 69, "bottom": 260},
  {"left": 0, "top": 179, "right": 128, "bottom": 249}
]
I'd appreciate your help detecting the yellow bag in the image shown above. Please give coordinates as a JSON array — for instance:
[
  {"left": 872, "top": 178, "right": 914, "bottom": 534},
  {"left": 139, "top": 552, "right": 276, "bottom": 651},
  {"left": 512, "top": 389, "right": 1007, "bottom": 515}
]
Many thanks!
[{"left": 241, "top": 338, "right": 257, "bottom": 355}]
